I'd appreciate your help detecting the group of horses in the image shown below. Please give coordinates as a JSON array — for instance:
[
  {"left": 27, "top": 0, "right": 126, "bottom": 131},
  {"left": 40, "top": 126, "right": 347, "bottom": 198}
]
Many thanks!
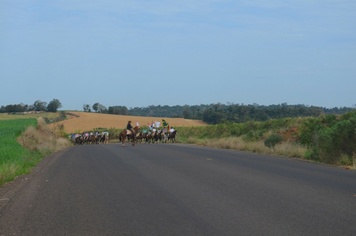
[
  {"left": 71, "top": 133, "right": 109, "bottom": 145},
  {"left": 70, "top": 127, "right": 177, "bottom": 147},
  {"left": 118, "top": 126, "right": 177, "bottom": 147}
]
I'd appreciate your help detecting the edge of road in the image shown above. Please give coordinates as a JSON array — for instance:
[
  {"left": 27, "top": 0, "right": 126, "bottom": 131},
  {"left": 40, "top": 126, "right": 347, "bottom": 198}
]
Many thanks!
[{"left": 0, "top": 146, "right": 75, "bottom": 212}]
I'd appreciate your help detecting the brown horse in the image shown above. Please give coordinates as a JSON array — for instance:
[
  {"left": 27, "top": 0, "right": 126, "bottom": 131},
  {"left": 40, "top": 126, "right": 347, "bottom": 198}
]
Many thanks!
[
  {"left": 145, "top": 132, "right": 152, "bottom": 143},
  {"left": 169, "top": 130, "right": 177, "bottom": 143},
  {"left": 119, "top": 126, "right": 139, "bottom": 147},
  {"left": 135, "top": 131, "right": 144, "bottom": 143},
  {"left": 88, "top": 135, "right": 96, "bottom": 145}
]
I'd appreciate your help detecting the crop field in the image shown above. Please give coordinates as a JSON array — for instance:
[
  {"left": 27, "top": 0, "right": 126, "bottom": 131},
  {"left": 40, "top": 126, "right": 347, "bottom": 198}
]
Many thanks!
[
  {"left": 0, "top": 112, "right": 59, "bottom": 120},
  {"left": 0, "top": 119, "right": 38, "bottom": 185},
  {"left": 53, "top": 112, "right": 208, "bottom": 133}
]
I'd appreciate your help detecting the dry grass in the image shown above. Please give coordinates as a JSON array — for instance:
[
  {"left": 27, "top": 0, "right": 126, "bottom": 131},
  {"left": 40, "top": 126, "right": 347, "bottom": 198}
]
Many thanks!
[
  {"left": 18, "top": 117, "right": 71, "bottom": 153},
  {"left": 183, "top": 136, "right": 307, "bottom": 158},
  {"left": 53, "top": 112, "right": 208, "bottom": 133}
]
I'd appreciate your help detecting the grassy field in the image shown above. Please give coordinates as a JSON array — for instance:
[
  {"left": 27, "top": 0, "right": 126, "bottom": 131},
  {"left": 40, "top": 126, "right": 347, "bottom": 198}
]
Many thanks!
[
  {"left": 0, "top": 112, "right": 60, "bottom": 120},
  {"left": 0, "top": 119, "right": 38, "bottom": 185}
]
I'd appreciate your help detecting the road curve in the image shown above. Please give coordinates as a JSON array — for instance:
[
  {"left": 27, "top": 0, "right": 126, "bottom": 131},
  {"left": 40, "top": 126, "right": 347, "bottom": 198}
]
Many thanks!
[{"left": 0, "top": 143, "right": 356, "bottom": 235}]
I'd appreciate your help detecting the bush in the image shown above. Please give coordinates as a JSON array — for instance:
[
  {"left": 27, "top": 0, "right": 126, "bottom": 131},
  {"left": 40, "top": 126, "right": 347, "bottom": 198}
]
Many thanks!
[
  {"left": 264, "top": 134, "right": 283, "bottom": 149},
  {"left": 303, "top": 149, "right": 318, "bottom": 161},
  {"left": 298, "top": 111, "right": 356, "bottom": 164}
]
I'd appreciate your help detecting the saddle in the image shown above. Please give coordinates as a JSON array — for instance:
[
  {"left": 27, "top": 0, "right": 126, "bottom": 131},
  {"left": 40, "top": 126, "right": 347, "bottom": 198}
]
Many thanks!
[{"left": 126, "top": 130, "right": 132, "bottom": 135}]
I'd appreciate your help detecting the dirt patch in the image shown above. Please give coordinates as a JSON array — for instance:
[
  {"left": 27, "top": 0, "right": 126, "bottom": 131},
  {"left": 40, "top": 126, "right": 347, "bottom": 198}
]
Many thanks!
[
  {"left": 52, "top": 112, "right": 208, "bottom": 133},
  {"left": 278, "top": 127, "right": 300, "bottom": 141}
]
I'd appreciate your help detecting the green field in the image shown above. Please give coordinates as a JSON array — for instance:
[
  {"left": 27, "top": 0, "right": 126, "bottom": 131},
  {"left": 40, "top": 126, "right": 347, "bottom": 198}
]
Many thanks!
[
  {"left": 0, "top": 119, "right": 39, "bottom": 185},
  {"left": 0, "top": 112, "right": 59, "bottom": 120}
]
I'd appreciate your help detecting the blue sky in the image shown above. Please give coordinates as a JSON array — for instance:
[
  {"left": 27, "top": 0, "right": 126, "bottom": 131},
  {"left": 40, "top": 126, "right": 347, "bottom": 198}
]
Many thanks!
[{"left": 1, "top": 0, "right": 355, "bottom": 110}]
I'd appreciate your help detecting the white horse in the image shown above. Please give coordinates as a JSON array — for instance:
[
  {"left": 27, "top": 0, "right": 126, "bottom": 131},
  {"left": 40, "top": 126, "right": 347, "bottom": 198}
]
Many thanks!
[{"left": 162, "top": 132, "right": 169, "bottom": 143}]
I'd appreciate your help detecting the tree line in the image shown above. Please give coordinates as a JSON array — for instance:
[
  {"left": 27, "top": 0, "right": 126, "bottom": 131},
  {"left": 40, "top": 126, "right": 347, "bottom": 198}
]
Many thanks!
[
  {"left": 2, "top": 100, "right": 353, "bottom": 124},
  {"left": 0, "top": 99, "right": 62, "bottom": 113},
  {"left": 83, "top": 102, "right": 354, "bottom": 124}
]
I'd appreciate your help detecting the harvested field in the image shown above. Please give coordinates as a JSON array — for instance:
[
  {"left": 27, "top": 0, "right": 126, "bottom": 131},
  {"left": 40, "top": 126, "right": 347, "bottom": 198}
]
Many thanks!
[{"left": 54, "top": 112, "right": 208, "bottom": 133}]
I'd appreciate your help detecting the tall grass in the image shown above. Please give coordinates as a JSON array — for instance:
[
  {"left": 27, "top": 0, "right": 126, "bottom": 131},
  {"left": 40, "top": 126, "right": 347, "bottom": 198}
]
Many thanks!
[
  {"left": 179, "top": 136, "right": 307, "bottom": 159},
  {"left": 174, "top": 118, "right": 310, "bottom": 160}
]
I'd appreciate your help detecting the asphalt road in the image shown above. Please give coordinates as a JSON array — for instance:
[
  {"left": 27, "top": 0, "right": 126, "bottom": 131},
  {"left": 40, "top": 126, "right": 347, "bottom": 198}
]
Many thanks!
[{"left": 0, "top": 143, "right": 356, "bottom": 236}]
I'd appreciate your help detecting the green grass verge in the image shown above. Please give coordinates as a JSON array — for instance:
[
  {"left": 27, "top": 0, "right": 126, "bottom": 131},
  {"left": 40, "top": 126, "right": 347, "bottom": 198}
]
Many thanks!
[{"left": 0, "top": 119, "right": 44, "bottom": 186}]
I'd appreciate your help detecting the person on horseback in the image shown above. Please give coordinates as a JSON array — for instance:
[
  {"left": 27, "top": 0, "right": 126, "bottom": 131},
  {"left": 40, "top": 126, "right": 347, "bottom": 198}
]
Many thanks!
[{"left": 127, "top": 120, "right": 135, "bottom": 138}]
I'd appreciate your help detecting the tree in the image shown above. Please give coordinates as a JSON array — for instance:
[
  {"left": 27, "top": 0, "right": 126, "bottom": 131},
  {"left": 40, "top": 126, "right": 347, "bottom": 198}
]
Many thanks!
[
  {"left": 28, "top": 104, "right": 35, "bottom": 111},
  {"left": 92, "top": 103, "right": 99, "bottom": 112},
  {"left": 121, "top": 106, "right": 128, "bottom": 115},
  {"left": 97, "top": 104, "right": 107, "bottom": 113},
  {"left": 108, "top": 106, "right": 120, "bottom": 114},
  {"left": 183, "top": 108, "right": 190, "bottom": 119},
  {"left": 83, "top": 104, "right": 91, "bottom": 112},
  {"left": 92, "top": 102, "right": 107, "bottom": 113},
  {"left": 33, "top": 100, "right": 47, "bottom": 111},
  {"left": 47, "top": 99, "right": 62, "bottom": 112}
]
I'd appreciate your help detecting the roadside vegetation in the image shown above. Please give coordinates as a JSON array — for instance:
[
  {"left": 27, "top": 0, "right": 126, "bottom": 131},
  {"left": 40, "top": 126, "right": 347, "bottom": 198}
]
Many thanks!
[
  {"left": 0, "top": 117, "right": 70, "bottom": 186},
  {"left": 174, "top": 111, "right": 356, "bottom": 167},
  {"left": 175, "top": 118, "right": 306, "bottom": 159}
]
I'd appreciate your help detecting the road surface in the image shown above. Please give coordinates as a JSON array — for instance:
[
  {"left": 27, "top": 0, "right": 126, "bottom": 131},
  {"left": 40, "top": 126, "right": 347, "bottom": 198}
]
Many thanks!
[{"left": 0, "top": 143, "right": 355, "bottom": 235}]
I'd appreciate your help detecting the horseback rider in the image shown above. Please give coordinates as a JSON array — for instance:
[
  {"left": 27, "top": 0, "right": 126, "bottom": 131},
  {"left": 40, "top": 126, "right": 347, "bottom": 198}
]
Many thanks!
[{"left": 127, "top": 120, "right": 135, "bottom": 138}]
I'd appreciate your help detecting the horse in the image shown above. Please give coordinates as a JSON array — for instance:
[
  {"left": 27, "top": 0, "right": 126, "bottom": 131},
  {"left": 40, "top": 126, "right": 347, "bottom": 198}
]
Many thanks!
[
  {"left": 169, "top": 130, "right": 177, "bottom": 143},
  {"left": 152, "top": 131, "right": 158, "bottom": 143},
  {"left": 103, "top": 133, "right": 109, "bottom": 144},
  {"left": 70, "top": 135, "right": 76, "bottom": 145},
  {"left": 88, "top": 135, "right": 96, "bottom": 145},
  {"left": 145, "top": 132, "right": 152, "bottom": 143},
  {"left": 95, "top": 134, "right": 101, "bottom": 144},
  {"left": 156, "top": 132, "right": 162, "bottom": 143},
  {"left": 162, "top": 132, "right": 169, "bottom": 143},
  {"left": 98, "top": 132, "right": 109, "bottom": 144},
  {"left": 75, "top": 136, "right": 84, "bottom": 145},
  {"left": 119, "top": 126, "right": 139, "bottom": 147},
  {"left": 136, "top": 131, "right": 144, "bottom": 143},
  {"left": 82, "top": 135, "right": 89, "bottom": 145},
  {"left": 152, "top": 131, "right": 161, "bottom": 143}
]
